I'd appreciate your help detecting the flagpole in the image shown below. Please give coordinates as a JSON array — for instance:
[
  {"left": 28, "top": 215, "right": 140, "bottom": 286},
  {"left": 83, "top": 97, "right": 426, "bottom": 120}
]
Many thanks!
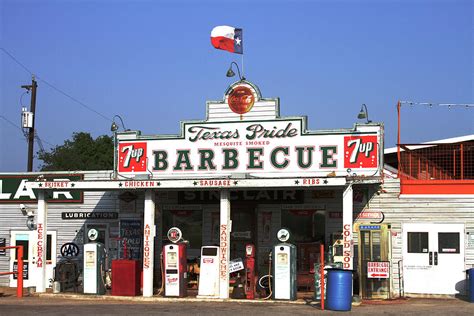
[{"left": 241, "top": 54, "right": 244, "bottom": 80}]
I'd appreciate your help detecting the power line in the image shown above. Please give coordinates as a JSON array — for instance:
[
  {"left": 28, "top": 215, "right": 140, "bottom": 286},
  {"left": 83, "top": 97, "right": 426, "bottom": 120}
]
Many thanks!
[
  {"left": 0, "top": 115, "right": 54, "bottom": 147},
  {"left": 0, "top": 47, "right": 34, "bottom": 75},
  {"left": 400, "top": 101, "right": 474, "bottom": 109},
  {"left": 0, "top": 114, "right": 25, "bottom": 135},
  {"left": 38, "top": 77, "right": 112, "bottom": 122},
  {"left": 1, "top": 47, "right": 113, "bottom": 123}
]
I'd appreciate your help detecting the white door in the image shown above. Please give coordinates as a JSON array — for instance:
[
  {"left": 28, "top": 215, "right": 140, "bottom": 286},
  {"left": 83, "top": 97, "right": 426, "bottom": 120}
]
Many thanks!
[
  {"left": 403, "top": 223, "right": 464, "bottom": 295},
  {"left": 10, "top": 230, "right": 57, "bottom": 288}
]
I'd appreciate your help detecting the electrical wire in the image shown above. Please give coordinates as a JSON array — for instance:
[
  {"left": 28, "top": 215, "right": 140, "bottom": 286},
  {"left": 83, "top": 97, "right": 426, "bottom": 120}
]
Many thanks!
[
  {"left": 0, "top": 115, "right": 26, "bottom": 137},
  {"left": 400, "top": 101, "right": 474, "bottom": 109},
  {"left": 0, "top": 115, "right": 54, "bottom": 148},
  {"left": 1, "top": 47, "right": 113, "bottom": 123},
  {"left": 0, "top": 47, "right": 34, "bottom": 75},
  {"left": 38, "top": 77, "right": 112, "bottom": 122}
]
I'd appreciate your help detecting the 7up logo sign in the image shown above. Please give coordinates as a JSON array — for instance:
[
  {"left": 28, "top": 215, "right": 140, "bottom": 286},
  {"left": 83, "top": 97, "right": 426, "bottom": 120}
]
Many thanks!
[
  {"left": 344, "top": 136, "right": 378, "bottom": 169},
  {"left": 118, "top": 142, "right": 147, "bottom": 172}
]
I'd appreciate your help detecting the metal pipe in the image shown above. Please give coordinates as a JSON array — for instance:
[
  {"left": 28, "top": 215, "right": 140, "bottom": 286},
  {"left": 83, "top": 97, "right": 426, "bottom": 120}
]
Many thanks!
[{"left": 320, "top": 243, "right": 325, "bottom": 310}]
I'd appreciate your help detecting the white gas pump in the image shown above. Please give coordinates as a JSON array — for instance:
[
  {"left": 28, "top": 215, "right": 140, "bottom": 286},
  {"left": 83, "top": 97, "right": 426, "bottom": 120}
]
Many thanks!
[
  {"left": 197, "top": 246, "right": 220, "bottom": 298},
  {"left": 163, "top": 227, "right": 187, "bottom": 297},
  {"left": 83, "top": 229, "right": 106, "bottom": 295},
  {"left": 273, "top": 228, "right": 297, "bottom": 300}
]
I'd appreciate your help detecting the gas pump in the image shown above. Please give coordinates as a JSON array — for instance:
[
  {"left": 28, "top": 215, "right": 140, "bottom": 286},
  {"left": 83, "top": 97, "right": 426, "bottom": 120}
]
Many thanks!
[
  {"left": 272, "top": 228, "right": 297, "bottom": 300},
  {"left": 197, "top": 246, "right": 220, "bottom": 298},
  {"left": 244, "top": 244, "right": 256, "bottom": 299},
  {"left": 330, "top": 233, "right": 344, "bottom": 264},
  {"left": 163, "top": 227, "right": 187, "bottom": 297},
  {"left": 83, "top": 229, "right": 106, "bottom": 295}
]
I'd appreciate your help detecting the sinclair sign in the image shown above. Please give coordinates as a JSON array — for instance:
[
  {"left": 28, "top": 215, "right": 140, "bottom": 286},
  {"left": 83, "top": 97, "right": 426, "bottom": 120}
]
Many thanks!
[
  {"left": 0, "top": 174, "right": 83, "bottom": 203},
  {"left": 115, "top": 82, "right": 382, "bottom": 179}
]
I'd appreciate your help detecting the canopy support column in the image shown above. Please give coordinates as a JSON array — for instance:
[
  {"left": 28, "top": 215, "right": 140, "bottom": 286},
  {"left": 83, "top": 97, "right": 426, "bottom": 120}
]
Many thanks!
[
  {"left": 342, "top": 184, "right": 353, "bottom": 270},
  {"left": 143, "top": 189, "right": 156, "bottom": 297},
  {"left": 219, "top": 189, "right": 231, "bottom": 299},
  {"left": 35, "top": 190, "right": 48, "bottom": 293}
]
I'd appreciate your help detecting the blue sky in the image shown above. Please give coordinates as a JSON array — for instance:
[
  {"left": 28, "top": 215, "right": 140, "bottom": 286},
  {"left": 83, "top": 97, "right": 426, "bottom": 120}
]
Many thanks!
[{"left": 1, "top": 0, "right": 472, "bottom": 172}]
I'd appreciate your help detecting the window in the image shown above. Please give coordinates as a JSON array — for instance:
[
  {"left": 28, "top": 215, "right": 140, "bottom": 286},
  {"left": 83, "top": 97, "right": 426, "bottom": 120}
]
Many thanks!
[
  {"left": 163, "top": 210, "right": 202, "bottom": 249},
  {"left": 407, "top": 232, "right": 428, "bottom": 253},
  {"left": 281, "top": 210, "right": 325, "bottom": 243},
  {"left": 438, "top": 232, "right": 460, "bottom": 254},
  {"left": 47, "top": 234, "right": 52, "bottom": 261}
]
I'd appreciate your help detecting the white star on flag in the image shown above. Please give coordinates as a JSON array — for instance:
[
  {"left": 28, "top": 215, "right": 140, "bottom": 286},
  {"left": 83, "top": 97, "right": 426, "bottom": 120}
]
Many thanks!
[{"left": 235, "top": 37, "right": 241, "bottom": 46}]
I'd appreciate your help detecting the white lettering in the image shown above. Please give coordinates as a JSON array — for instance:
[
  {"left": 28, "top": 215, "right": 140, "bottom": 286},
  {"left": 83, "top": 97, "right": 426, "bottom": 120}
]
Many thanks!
[
  {"left": 0, "top": 180, "right": 12, "bottom": 199},
  {"left": 53, "top": 191, "right": 74, "bottom": 199},
  {"left": 13, "top": 180, "right": 36, "bottom": 199}
]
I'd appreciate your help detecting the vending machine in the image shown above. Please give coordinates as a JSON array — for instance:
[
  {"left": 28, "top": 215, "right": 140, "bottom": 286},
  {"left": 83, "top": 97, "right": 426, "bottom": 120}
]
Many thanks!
[
  {"left": 83, "top": 229, "right": 106, "bottom": 295},
  {"left": 197, "top": 246, "right": 220, "bottom": 298},
  {"left": 273, "top": 228, "right": 297, "bottom": 300},
  {"left": 163, "top": 227, "right": 187, "bottom": 297}
]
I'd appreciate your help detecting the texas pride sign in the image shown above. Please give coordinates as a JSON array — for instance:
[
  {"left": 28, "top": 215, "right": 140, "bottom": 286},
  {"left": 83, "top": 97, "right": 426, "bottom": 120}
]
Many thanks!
[{"left": 116, "top": 118, "right": 382, "bottom": 179}]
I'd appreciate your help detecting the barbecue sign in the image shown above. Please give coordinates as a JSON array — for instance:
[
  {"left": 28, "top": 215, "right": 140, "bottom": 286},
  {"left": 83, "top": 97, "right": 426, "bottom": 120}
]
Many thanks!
[
  {"left": 116, "top": 119, "right": 381, "bottom": 178},
  {"left": 367, "top": 261, "right": 390, "bottom": 279}
]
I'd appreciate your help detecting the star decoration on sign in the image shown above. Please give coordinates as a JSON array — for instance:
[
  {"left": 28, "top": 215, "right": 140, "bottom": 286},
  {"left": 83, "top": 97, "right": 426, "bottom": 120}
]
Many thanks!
[
  {"left": 193, "top": 181, "right": 198, "bottom": 186},
  {"left": 71, "top": 183, "right": 75, "bottom": 187},
  {"left": 235, "top": 37, "right": 241, "bottom": 46},
  {"left": 323, "top": 179, "right": 328, "bottom": 184},
  {"left": 38, "top": 183, "right": 43, "bottom": 187},
  {"left": 156, "top": 182, "right": 161, "bottom": 186},
  {"left": 233, "top": 181, "right": 239, "bottom": 185},
  {"left": 118, "top": 182, "right": 123, "bottom": 187},
  {"left": 295, "top": 180, "right": 300, "bottom": 185}
]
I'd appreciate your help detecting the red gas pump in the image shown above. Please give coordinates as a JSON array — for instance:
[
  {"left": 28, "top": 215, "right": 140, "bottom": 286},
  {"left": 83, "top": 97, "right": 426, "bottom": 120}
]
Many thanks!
[{"left": 244, "top": 244, "right": 256, "bottom": 299}]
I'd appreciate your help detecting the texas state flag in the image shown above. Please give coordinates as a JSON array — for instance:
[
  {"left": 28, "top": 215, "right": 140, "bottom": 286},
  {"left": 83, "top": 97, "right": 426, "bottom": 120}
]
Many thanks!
[{"left": 210, "top": 26, "right": 243, "bottom": 54}]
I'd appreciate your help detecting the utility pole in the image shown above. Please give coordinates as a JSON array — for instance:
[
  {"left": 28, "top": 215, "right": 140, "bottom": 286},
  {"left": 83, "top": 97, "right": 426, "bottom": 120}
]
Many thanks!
[{"left": 22, "top": 75, "right": 38, "bottom": 172}]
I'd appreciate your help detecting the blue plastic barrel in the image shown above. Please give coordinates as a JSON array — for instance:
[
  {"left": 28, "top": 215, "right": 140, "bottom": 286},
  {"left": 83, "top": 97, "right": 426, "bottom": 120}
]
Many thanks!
[
  {"left": 326, "top": 269, "right": 353, "bottom": 311},
  {"left": 469, "top": 268, "right": 474, "bottom": 303}
]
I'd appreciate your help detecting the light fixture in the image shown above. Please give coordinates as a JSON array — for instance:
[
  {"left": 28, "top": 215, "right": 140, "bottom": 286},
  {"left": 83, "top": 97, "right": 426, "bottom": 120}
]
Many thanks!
[
  {"left": 111, "top": 114, "right": 128, "bottom": 180},
  {"left": 110, "top": 115, "right": 127, "bottom": 132},
  {"left": 226, "top": 62, "right": 245, "bottom": 81},
  {"left": 357, "top": 104, "right": 372, "bottom": 123}
]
